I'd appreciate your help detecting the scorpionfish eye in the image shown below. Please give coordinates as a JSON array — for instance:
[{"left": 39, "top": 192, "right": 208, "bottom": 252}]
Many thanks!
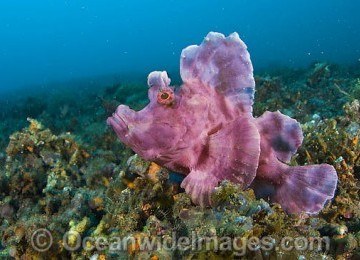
[{"left": 157, "top": 88, "right": 174, "bottom": 106}]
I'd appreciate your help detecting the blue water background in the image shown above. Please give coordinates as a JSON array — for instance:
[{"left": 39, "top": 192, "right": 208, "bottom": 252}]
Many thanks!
[{"left": 0, "top": 0, "right": 359, "bottom": 94}]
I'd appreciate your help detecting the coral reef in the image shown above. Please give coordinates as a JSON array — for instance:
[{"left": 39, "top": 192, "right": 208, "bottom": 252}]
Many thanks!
[
  {"left": 0, "top": 62, "right": 359, "bottom": 258},
  {"left": 254, "top": 62, "right": 356, "bottom": 120},
  {"left": 0, "top": 119, "right": 114, "bottom": 258}
]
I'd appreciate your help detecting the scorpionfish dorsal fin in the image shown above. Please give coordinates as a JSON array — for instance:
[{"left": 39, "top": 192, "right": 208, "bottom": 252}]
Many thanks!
[{"left": 180, "top": 32, "right": 255, "bottom": 114}]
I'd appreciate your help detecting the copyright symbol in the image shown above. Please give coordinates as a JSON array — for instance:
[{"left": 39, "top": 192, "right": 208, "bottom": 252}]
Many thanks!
[{"left": 31, "top": 228, "right": 53, "bottom": 252}]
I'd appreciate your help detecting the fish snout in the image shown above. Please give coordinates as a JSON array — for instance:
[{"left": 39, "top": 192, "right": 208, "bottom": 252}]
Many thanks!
[
  {"left": 115, "top": 104, "right": 137, "bottom": 123},
  {"left": 107, "top": 105, "right": 137, "bottom": 138}
]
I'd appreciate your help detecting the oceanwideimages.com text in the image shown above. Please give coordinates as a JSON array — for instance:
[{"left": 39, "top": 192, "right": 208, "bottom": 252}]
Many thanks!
[{"left": 31, "top": 228, "right": 330, "bottom": 256}]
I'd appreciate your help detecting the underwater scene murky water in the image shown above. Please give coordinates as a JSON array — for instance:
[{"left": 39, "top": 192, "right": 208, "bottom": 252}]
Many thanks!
[{"left": 1, "top": 1, "right": 360, "bottom": 259}]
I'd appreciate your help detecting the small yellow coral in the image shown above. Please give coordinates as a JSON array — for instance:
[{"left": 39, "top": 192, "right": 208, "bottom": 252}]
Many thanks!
[
  {"left": 93, "top": 219, "right": 106, "bottom": 237},
  {"left": 66, "top": 233, "right": 78, "bottom": 248},
  {"left": 126, "top": 181, "right": 136, "bottom": 189},
  {"left": 148, "top": 162, "right": 161, "bottom": 175},
  {"left": 90, "top": 197, "right": 104, "bottom": 211},
  {"left": 73, "top": 217, "right": 90, "bottom": 233},
  {"left": 127, "top": 233, "right": 145, "bottom": 256},
  {"left": 27, "top": 117, "right": 43, "bottom": 132},
  {"left": 147, "top": 162, "right": 161, "bottom": 182},
  {"left": 102, "top": 177, "right": 110, "bottom": 187},
  {"left": 352, "top": 135, "right": 358, "bottom": 147},
  {"left": 98, "top": 255, "right": 106, "bottom": 260},
  {"left": 66, "top": 217, "right": 90, "bottom": 247}
]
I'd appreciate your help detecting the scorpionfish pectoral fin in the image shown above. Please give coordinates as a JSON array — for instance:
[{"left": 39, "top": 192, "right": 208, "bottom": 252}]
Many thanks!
[{"left": 181, "top": 116, "right": 261, "bottom": 207}]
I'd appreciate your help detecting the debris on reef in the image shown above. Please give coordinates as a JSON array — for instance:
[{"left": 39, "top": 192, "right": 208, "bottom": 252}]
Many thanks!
[
  {"left": 0, "top": 61, "right": 360, "bottom": 258},
  {"left": 254, "top": 62, "right": 357, "bottom": 120},
  {"left": 0, "top": 119, "right": 112, "bottom": 258}
]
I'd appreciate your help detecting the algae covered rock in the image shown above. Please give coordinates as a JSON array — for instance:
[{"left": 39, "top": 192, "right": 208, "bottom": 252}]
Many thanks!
[
  {"left": 0, "top": 119, "right": 110, "bottom": 258},
  {"left": 4, "top": 118, "right": 89, "bottom": 200}
]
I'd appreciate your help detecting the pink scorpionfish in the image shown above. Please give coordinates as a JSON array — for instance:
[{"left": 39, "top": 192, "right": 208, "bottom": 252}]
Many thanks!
[{"left": 107, "top": 32, "right": 338, "bottom": 214}]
